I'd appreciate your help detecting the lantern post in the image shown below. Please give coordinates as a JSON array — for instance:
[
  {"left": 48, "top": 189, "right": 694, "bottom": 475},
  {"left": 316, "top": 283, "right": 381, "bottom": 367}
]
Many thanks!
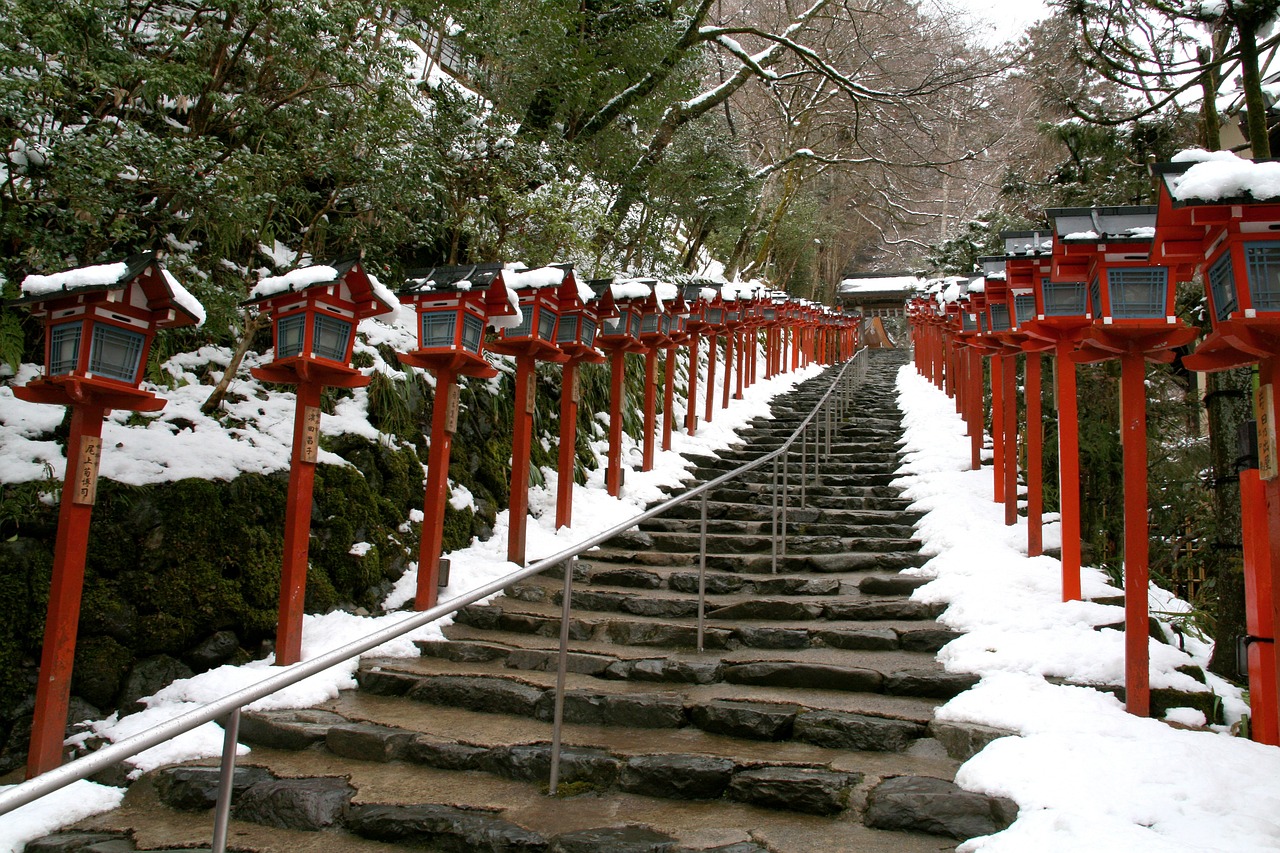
[
  {"left": 702, "top": 292, "right": 729, "bottom": 424},
  {"left": 245, "top": 256, "right": 399, "bottom": 666},
  {"left": 1013, "top": 230, "right": 1090, "bottom": 598},
  {"left": 398, "top": 264, "right": 518, "bottom": 609},
  {"left": 552, "top": 272, "right": 609, "bottom": 529},
  {"left": 722, "top": 289, "right": 742, "bottom": 407},
  {"left": 1048, "top": 205, "right": 1198, "bottom": 717},
  {"left": 10, "top": 253, "right": 204, "bottom": 778},
  {"left": 487, "top": 265, "right": 574, "bottom": 565},
  {"left": 592, "top": 279, "right": 649, "bottom": 496},
  {"left": 660, "top": 285, "right": 690, "bottom": 451},
  {"left": 1152, "top": 155, "right": 1280, "bottom": 742},
  {"left": 628, "top": 279, "right": 677, "bottom": 470},
  {"left": 682, "top": 281, "right": 716, "bottom": 435}
]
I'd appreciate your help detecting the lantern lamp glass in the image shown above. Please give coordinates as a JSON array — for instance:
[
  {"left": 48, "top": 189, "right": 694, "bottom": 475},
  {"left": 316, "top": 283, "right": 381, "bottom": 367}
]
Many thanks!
[
  {"left": 1244, "top": 242, "right": 1280, "bottom": 312},
  {"left": 312, "top": 313, "right": 352, "bottom": 362},
  {"left": 555, "top": 313, "right": 579, "bottom": 344},
  {"left": 277, "top": 313, "right": 306, "bottom": 359},
  {"left": 764, "top": 308, "right": 777, "bottom": 321},
  {"left": 1107, "top": 267, "right": 1168, "bottom": 319},
  {"left": 461, "top": 313, "right": 484, "bottom": 352},
  {"left": 962, "top": 313, "right": 977, "bottom": 332},
  {"left": 641, "top": 313, "right": 660, "bottom": 335},
  {"left": 706, "top": 307, "right": 724, "bottom": 325},
  {"left": 581, "top": 316, "right": 597, "bottom": 347},
  {"left": 89, "top": 323, "right": 146, "bottom": 382},
  {"left": 538, "top": 308, "right": 557, "bottom": 341},
  {"left": 49, "top": 321, "right": 81, "bottom": 375},
  {"left": 989, "top": 303, "right": 1011, "bottom": 332},
  {"left": 627, "top": 310, "right": 642, "bottom": 338},
  {"left": 508, "top": 309, "right": 535, "bottom": 339},
  {"left": 422, "top": 311, "right": 457, "bottom": 348},
  {"left": 1042, "top": 280, "right": 1088, "bottom": 317},
  {"left": 1208, "top": 252, "right": 1238, "bottom": 321},
  {"left": 1013, "top": 294, "right": 1036, "bottom": 326},
  {"left": 1089, "top": 279, "right": 1103, "bottom": 318}
]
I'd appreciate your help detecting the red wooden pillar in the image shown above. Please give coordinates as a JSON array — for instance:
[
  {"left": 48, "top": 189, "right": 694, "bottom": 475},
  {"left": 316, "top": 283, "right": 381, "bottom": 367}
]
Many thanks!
[
  {"left": 606, "top": 351, "right": 626, "bottom": 496},
  {"left": 417, "top": 368, "right": 458, "bottom": 611},
  {"left": 1120, "top": 350, "right": 1150, "bottom": 717},
  {"left": 722, "top": 331, "right": 734, "bottom": 410},
  {"left": 1026, "top": 352, "right": 1043, "bottom": 556},
  {"left": 991, "top": 355, "right": 1005, "bottom": 504},
  {"left": 734, "top": 329, "right": 745, "bottom": 400},
  {"left": 642, "top": 347, "right": 658, "bottom": 470},
  {"left": 969, "top": 348, "right": 982, "bottom": 472},
  {"left": 1241, "top": 468, "right": 1279, "bottom": 744},
  {"left": 662, "top": 345, "right": 677, "bottom": 451},
  {"left": 1057, "top": 341, "right": 1082, "bottom": 601},
  {"left": 276, "top": 379, "right": 323, "bottom": 665},
  {"left": 1002, "top": 353, "right": 1018, "bottom": 526},
  {"left": 508, "top": 356, "right": 536, "bottom": 564},
  {"left": 1259, "top": 359, "right": 1280, "bottom": 741},
  {"left": 26, "top": 403, "right": 106, "bottom": 777},
  {"left": 556, "top": 363, "right": 579, "bottom": 529},
  {"left": 704, "top": 333, "right": 718, "bottom": 424},
  {"left": 685, "top": 333, "right": 701, "bottom": 435}
]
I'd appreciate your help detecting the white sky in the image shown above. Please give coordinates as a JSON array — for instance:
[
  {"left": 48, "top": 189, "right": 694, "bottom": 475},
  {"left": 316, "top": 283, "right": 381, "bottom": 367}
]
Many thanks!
[{"left": 926, "top": 0, "right": 1052, "bottom": 46}]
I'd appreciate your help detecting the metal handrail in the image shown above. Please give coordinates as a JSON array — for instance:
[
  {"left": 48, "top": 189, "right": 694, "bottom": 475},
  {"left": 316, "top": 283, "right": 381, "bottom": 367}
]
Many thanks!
[{"left": 0, "top": 347, "right": 869, "bottom": 847}]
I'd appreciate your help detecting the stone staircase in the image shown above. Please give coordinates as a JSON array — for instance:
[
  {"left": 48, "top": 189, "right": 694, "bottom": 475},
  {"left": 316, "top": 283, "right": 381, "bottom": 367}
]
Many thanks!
[{"left": 45, "top": 349, "right": 1016, "bottom": 853}]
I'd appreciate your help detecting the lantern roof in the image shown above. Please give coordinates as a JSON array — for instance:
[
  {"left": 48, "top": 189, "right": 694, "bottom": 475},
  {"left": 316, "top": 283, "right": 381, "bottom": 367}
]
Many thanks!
[
  {"left": 15, "top": 251, "right": 205, "bottom": 328},
  {"left": 402, "top": 262, "right": 504, "bottom": 293},
  {"left": 1000, "top": 230, "right": 1053, "bottom": 257},
  {"left": 244, "top": 254, "right": 399, "bottom": 321},
  {"left": 1046, "top": 206, "right": 1157, "bottom": 244},
  {"left": 1153, "top": 150, "right": 1280, "bottom": 207},
  {"left": 977, "top": 256, "right": 1007, "bottom": 279}
]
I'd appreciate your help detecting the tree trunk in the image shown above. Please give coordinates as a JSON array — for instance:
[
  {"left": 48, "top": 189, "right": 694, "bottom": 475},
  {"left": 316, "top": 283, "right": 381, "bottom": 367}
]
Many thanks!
[
  {"left": 1236, "top": 15, "right": 1271, "bottom": 157},
  {"left": 200, "top": 311, "right": 264, "bottom": 415}
]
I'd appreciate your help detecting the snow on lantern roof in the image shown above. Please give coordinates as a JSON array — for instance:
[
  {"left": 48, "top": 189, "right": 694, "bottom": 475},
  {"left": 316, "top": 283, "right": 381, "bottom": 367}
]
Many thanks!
[
  {"left": 246, "top": 255, "right": 398, "bottom": 322},
  {"left": 610, "top": 278, "right": 653, "bottom": 300},
  {"left": 968, "top": 277, "right": 986, "bottom": 293},
  {"left": 17, "top": 251, "right": 205, "bottom": 327},
  {"left": 836, "top": 274, "right": 923, "bottom": 295},
  {"left": 250, "top": 265, "right": 339, "bottom": 300},
  {"left": 1047, "top": 206, "right": 1157, "bottom": 242},
  {"left": 504, "top": 263, "right": 568, "bottom": 291},
  {"left": 1158, "top": 149, "right": 1280, "bottom": 204}
]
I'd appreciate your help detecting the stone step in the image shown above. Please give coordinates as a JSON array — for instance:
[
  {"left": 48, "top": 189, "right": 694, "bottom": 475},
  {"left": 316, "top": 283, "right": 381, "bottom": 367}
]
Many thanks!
[
  {"left": 656, "top": 501, "right": 922, "bottom": 524},
  {"left": 601, "top": 530, "right": 921, "bottom": 556},
  {"left": 435, "top": 604, "right": 957, "bottom": 650},
  {"left": 638, "top": 517, "right": 919, "bottom": 539},
  {"left": 64, "top": 732, "right": 987, "bottom": 852},
  {"left": 515, "top": 566, "right": 931, "bottom": 599},
  {"left": 575, "top": 548, "right": 930, "bottom": 573},
  {"left": 450, "top": 600, "right": 951, "bottom": 652}
]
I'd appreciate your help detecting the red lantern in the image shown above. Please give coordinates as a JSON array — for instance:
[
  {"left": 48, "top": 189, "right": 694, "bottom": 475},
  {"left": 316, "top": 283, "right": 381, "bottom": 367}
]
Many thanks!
[
  {"left": 10, "top": 252, "right": 204, "bottom": 778},
  {"left": 396, "top": 264, "right": 518, "bottom": 609},
  {"left": 244, "top": 255, "right": 398, "bottom": 667}
]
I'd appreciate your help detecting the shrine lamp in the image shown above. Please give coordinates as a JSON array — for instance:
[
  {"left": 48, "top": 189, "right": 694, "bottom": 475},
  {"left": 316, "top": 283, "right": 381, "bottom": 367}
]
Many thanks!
[
  {"left": 1046, "top": 206, "right": 1178, "bottom": 327},
  {"left": 397, "top": 263, "right": 519, "bottom": 377},
  {"left": 11, "top": 251, "right": 205, "bottom": 409},
  {"left": 245, "top": 254, "right": 399, "bottom": 386}
]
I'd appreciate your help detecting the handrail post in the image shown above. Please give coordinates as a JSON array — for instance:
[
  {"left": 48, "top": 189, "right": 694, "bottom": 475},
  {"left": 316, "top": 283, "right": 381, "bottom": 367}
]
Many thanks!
[
  {"left": 800, "top": 424, "right": 807, "bottom": 508},
  {"left": 210, "top": 707, "right": 241, "bottom": 853},
  {"left": 771, "top": 454, "right": 779, "bottom": 574},
  {"left": 548, "top": 557, "right": 575, "bottom": 795},
  {"left": 697, "top": 491, "right": 708, "bottom": 652},
  {"left": 780, "top": 448, "right": 789, "bottom": 559}
]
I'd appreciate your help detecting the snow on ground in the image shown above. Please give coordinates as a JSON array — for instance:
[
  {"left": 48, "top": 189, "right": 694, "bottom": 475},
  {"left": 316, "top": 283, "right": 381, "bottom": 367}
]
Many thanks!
[
  {"left": 0, "top": 324, "right": 821, "bottom": 849},
  {"left": 894, "top": 363, "right": 1280, "bottom": 852}
]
